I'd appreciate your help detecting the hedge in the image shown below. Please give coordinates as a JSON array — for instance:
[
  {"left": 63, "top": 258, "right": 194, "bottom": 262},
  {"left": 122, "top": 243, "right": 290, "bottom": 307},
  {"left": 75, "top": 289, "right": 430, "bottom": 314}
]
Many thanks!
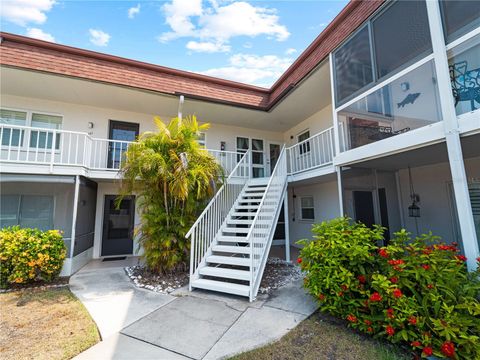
[{"left": 298, "top": 217, "right": 480, "bottom": 359}]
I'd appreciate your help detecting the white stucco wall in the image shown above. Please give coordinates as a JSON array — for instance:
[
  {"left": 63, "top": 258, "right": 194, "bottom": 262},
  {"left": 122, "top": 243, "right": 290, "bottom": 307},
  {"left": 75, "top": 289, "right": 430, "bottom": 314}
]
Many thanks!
[
  {"left": 397, "top": 156, "right": 480, "bottom": 246},
  {"left": 287, "top": 180, "right": 341, "bottom": 246},
  {"left": 1, "top": 94, "right": 284, "bottom": 152},
  {"left": 283, "top": 104, "right": 333, "bottom": 147}
]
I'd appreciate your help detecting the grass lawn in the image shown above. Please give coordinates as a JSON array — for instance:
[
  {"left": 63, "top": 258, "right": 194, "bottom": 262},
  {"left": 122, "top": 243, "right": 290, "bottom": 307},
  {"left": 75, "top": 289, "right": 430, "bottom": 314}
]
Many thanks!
[
  {"left": 0, "top": 287, "right": 100, "bottom": 360},
  {"left": 231, "top": 311, "right": 409, "bottom": 360}
]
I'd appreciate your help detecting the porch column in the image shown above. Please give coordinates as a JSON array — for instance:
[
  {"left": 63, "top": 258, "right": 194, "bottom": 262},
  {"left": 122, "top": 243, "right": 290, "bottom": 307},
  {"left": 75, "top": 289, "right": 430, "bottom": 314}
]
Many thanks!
[
  {"left": 284, "top": 194, "right": 291, "bottom": 262},
  {"left": 426, "top": 0, "right": 479, "bottom": 270},
  {"left": 336, "top": 166, "right": 344, "bottom": 216},
  {"left": 70, "top": 175, "right": 80, "bottom": 259}
]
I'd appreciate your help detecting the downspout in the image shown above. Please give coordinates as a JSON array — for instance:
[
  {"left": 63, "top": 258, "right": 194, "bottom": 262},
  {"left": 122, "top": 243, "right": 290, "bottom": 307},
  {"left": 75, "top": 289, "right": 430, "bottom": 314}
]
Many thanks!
[{"left": 178, "top": 95, "right": 184, "bottom": 121}]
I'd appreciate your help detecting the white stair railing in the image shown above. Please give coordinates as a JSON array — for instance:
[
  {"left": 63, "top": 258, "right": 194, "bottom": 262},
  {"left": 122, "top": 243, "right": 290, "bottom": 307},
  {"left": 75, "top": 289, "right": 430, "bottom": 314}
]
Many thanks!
[
  {"left": 186, "top": 150, "right": 251, "bottom": 289},
  {"left": 248, "top": 146, "right": 288, "bottom": 301},
  {"left": 286, "top": 126, "right": 335, "bottom": 175}
]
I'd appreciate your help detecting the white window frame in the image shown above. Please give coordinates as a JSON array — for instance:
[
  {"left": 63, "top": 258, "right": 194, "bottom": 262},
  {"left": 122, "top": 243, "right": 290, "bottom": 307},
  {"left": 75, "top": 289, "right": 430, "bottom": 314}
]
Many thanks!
[
  {"left": 197, "top": 132, "right": 206, "bottom": 147},
  {"left": 297, "top": 129, "right": 311, "bottom": 156},
  {"left": 236, "top": 136, "right": 266, "bottom": 178},
  {"left": 300, "top": 196, "right": 315, "bottom": 221},
  {"left": 0, "top": 106, "right": 64, "bottom": 150}
]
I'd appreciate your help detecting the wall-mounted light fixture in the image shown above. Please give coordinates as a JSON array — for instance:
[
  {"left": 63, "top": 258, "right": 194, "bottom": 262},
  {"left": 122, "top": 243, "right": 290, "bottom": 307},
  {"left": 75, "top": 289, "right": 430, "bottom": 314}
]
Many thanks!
[
  {"left": 400, "top": 82, "right": 410, "bottom": 92},
  {"left": 87, "top": 122, "right": 94, "bottom": 129},
  {"left": 408, "top": 167, "right": 420, "bottom": 218}
]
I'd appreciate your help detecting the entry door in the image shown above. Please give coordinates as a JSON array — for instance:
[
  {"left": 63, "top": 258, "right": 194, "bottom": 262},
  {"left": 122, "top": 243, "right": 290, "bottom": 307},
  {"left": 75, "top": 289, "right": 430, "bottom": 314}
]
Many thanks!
[
  {"left": 108, "top": 120, "right": 139, "bottom": 169},
  {"left": 268, "top": 143, "right": 281, "bottom": 175},
  {"left": 236, "top": 137, "right": 265, "bottom": 178},
  {"left": 353, "top": 191, "right": 375, "bottom": 227},
  {"left": 102, "top": 195, "right": 135, "bottom": 256}
]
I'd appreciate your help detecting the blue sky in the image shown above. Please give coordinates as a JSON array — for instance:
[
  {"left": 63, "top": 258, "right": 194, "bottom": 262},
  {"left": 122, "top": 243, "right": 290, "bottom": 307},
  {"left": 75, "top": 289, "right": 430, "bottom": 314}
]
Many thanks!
[{"left": 1, "top": 0, "right": 348, "bottom": 87}]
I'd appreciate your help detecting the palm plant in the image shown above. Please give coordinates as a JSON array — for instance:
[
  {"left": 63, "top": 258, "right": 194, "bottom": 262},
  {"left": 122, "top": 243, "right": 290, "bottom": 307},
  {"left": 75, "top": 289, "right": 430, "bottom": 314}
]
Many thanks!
[{"left": 119, "top": 115, "right": 224, "bottom": 273}]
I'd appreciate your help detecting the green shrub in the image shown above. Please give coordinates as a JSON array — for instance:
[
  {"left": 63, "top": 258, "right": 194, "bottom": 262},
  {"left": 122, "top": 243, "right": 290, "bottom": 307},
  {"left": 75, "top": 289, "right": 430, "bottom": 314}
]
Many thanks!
[
  {"left": 0, "top": 226, "right": 66, "bottom": 287},
  {"left": 298, "top": 217, "right": 480, "bottom": 359}
]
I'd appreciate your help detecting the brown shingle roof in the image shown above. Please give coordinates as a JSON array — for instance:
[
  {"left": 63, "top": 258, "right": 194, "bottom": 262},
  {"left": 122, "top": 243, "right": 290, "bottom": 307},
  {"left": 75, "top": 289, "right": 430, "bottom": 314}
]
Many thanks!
[{"left": 0, "top": 0, "right": 383, "bottom": 110}]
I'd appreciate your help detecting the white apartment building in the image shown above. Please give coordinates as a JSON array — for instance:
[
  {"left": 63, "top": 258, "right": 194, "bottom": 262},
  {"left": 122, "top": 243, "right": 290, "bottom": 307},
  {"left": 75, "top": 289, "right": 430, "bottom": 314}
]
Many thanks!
[{"left": 0, "top": 0, "right": 479, "bottom": 300}]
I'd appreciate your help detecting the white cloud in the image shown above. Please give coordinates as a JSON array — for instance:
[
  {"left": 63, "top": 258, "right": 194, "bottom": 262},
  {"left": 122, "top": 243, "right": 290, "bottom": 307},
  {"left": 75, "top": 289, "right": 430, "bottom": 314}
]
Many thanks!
[
  {"left": 285, "top": 48, "right": 296, "bottom": 55},
  {"left": 1, "top": 0, "right": 56, "bottom": 27},
  {"left": 200, "top": 53, "right": 293, "bottom": 87},
  {"left": 128, "top": 4, "right": 140, "bottom": 19},
  {"left": 158, "top": 0, "right": 203, "bottom": 42},
  {"left": 26, "top": 27, "right": 55, "bottom": 42},
  {"left": 158, "top": 1, "right": 289, "bottom": 51},
  {"left": 89, "top": 29, "right": 110, "bottom": 47},
  {"left": 186, "top": 41, "right": 230, "bottom": 53}
]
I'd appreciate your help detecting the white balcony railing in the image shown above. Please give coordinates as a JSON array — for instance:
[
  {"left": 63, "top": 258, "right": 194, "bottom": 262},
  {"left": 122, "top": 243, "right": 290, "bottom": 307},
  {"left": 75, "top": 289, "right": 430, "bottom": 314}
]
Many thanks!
[
  {"left": 0, "top": 124, "right": 243, "bottom": 176},
  {"left": 286, "top": 126, "right": 335, "bottom": 175}
]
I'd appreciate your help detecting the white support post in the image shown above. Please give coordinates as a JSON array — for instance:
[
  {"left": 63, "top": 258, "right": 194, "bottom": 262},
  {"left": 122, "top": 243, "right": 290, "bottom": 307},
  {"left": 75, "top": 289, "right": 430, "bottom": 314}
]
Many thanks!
[
  {"left": 336, "top": 166, "right": 344, "bottom": 216},
  {"left": 70, "top": 175, "right": 80, "bottom": 260},
  {"left": 283, "top": 193, "right": 291, "bottom": 263},
  {"left": 426, "top": 0, "right": 479, "bottom": 270},
  {"left": 329, "top": 53, "right": 341, "bottom": 157}
]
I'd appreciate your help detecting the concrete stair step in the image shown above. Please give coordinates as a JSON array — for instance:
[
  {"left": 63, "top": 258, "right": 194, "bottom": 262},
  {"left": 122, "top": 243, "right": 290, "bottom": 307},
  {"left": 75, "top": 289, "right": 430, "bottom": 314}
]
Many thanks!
[
  {"left": 191, "top": 279, "right": 250, "bottom": 297},
  {"left": 217, "top": 235, "right": 249, "bottom": 243},
  {"left": 206, "top": 255, "right": 250, "bottom": 267},
  {"left": 199, "top": 266, "right": 251, "bottom": 281},
  {"left": 212, "top": 245, "right": 250, "bottom": 254}
]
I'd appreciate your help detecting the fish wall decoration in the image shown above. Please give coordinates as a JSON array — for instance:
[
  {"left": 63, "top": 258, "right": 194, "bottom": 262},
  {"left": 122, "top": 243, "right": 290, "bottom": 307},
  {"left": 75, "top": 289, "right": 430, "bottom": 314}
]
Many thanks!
[{"left": 397, "top": 93, "right": 421, "bottom": 108}]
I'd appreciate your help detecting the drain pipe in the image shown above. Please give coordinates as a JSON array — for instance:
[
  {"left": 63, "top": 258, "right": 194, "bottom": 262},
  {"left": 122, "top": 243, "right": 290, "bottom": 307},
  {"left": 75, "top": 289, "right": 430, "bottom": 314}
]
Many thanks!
[{"left": 178, "top": 95, "right": 184, "bottom": 121}]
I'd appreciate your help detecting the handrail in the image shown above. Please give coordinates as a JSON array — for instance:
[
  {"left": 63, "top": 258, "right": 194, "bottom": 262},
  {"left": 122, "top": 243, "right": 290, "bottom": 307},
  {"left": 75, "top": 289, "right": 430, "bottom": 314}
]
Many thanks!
[
  {"left": 286, "top": 126, "right": 335, "bottom": 175},
  {"left": 0, "top": 123, "right": 242, "bottom": 175},
  {"left": 247, "top": 145, "right": 287, "bottom": 301},
  {"left": 186, "top": 150, "right": 251, "bottom": 289}
]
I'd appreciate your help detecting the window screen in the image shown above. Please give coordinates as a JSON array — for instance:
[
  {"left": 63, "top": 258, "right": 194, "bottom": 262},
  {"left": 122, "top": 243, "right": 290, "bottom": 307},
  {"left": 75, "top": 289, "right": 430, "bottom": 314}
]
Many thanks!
[
  {"left": 298, "top": 130, "right": 311, "bottom": 155},
  {"left": 441, "top": 0, "right": 480, "bottom": 43},
  {"left": 301, "top": 196, "right": 315, "bottom": 220},
  {"left": 30, "top": 113, "right": 62, "bottom": 149},
  {"left": 0, "top": 109, "right": 27, "bottom": 146},
  {"left": 373, "top": 0, "right": 432, "bottom": 79},
  {"left": 334, "top": 26, "right": 374, "bottom": 104},
  {"left": 19, "top": 195, "right": 54, "bottom": 230},
  {"left": 197, "top": 132, "right": 206, "bottom": 147},
  {"left": 0, "top": 195, "right": 20, "bottom": 228}
]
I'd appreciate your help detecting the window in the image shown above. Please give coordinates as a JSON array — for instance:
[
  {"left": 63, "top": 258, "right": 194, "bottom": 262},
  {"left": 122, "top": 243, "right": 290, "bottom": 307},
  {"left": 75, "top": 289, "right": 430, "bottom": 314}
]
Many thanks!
[
  {"left": 440, "top": 0, "right": 480, "bottom": 43},
  {"left": 338, "top": 60, "right": 442, "bottom": 151},
  {"left": 0, "top": 108, "right": 63, "bottom": 149},
  {"left": 300, "top": 196, "right": 315, "bottom": 220},
  {"left": 372, "top": 0, "right": 431, "bottom": 79},
  {"left": 30, "top": 113, "right": 62, "bottom": 149},
  {"left": 0, "top": 109, "right": 27, "bottom": 146},
  {"left": 448, "top": 35, "right": 480, "bottom": 116},
  {"left": 333, "top": 0, "right": 434, "bottom": 105},
  {"left": 297, "top": 130, "right": 311, "bottom": 155},
  {"left": 196, "top": 132, "right": 206, "bottom": 147},
  {"left": 0, "top": 195, "right": 54, "bottom": 230},
  {"left": 334, "top": 26, "right": 374, "bottom": 104}
]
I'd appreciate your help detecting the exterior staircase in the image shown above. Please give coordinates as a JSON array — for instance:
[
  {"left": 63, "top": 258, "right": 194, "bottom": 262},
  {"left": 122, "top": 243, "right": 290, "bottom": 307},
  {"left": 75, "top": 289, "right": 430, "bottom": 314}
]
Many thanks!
[{"left": 186, "top": 147, "right": 288, "bottom": 301}]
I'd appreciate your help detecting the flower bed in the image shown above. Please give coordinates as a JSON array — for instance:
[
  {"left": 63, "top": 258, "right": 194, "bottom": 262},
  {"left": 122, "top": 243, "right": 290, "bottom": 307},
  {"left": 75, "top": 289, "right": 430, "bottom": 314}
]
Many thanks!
[{"left": 298, "top": 218, "right": 480, "bottom": 359}]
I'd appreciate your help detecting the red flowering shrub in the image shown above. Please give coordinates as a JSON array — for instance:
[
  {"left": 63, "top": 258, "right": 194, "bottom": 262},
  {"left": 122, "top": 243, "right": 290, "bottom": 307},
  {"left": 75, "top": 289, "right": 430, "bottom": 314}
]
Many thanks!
[{"left": 298, "top": 217, "right": 480, "bottom": 359}]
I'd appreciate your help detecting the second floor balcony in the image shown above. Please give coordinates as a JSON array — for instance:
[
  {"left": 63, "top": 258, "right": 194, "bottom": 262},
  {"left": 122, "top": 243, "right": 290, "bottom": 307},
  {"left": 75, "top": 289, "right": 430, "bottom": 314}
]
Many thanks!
[{"left": 0, "top": 123, "right": 338, "bottom": 181}]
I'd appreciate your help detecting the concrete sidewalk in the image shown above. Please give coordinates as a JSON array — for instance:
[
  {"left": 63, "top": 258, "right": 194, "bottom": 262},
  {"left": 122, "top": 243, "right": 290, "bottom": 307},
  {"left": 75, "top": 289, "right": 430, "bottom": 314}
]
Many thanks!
[{"left": 72, "top": 259, "right": 317, "bottom": 360}]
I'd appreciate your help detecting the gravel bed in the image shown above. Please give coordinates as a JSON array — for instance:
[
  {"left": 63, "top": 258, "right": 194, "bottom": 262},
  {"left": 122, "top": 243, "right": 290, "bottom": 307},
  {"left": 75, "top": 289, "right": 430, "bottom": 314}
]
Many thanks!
[
  {"left": 126, "top": 257, "right": 302, "bottom": 295},
  {"left": 258, "top": 257, "right": 303, "bottom": 294},
  {"left": 125, "top": 266, "right": 189, "bottom": 294}
]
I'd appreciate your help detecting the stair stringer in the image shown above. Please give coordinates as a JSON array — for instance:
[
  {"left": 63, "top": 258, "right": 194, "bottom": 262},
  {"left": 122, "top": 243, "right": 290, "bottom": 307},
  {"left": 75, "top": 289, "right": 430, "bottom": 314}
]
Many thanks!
[{"left": 250, "top": 180, "right": 288, "bottom": 300}]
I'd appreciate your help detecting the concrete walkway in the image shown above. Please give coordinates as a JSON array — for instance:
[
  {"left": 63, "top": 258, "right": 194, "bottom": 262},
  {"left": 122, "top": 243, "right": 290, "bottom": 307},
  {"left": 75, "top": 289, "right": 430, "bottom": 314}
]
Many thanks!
[{"left": 71, "top": 259, "right": 317, "bottom": 360}]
